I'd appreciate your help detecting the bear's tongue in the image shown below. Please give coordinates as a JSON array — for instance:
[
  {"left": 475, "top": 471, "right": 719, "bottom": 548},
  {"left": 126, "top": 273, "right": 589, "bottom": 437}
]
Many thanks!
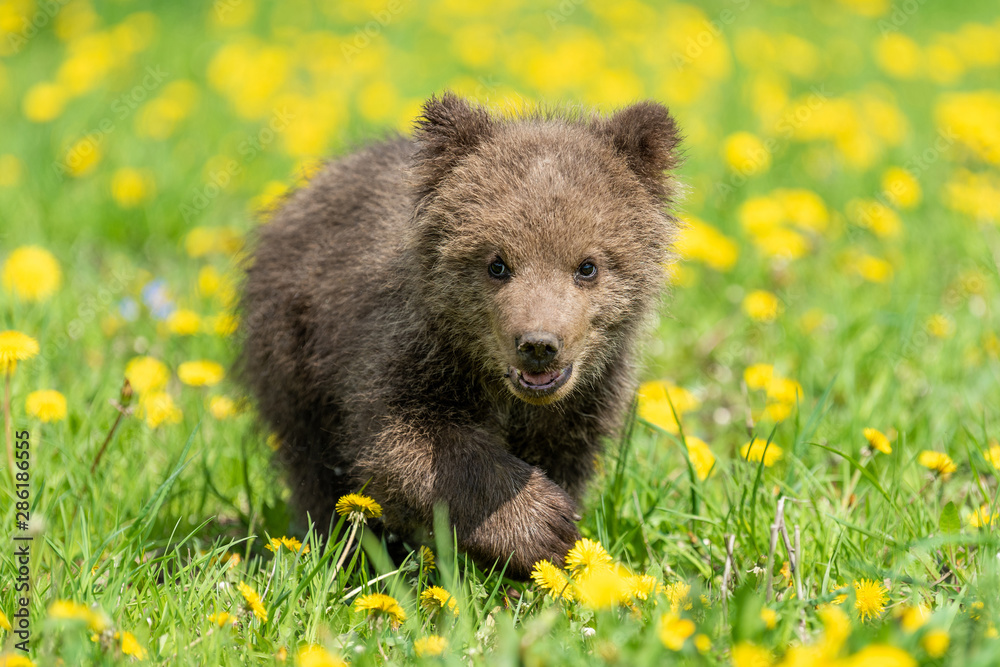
[{"left": 521, "top": 369, "right": 560, "bottom": 386}]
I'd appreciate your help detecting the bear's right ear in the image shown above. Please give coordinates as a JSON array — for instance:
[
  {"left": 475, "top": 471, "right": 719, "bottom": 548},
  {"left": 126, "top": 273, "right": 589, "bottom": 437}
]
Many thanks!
[
  {"left": 412, "top": 92, "right": 493, "bottom": 200},
  {"left": 594, "top": 101, "right": 682, "bottom": 201}
]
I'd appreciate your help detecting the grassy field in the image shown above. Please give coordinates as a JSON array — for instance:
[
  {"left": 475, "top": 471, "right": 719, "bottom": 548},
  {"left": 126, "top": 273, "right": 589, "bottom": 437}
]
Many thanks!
[{"left": 1, "top": 0, "right": 1000, "bottom": 664}]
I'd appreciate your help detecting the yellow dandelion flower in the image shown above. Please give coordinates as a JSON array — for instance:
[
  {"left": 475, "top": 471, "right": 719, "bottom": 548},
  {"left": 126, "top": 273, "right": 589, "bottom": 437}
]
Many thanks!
[
  {"left": 741, "top": 440, "right": 783, "bottom": 467},
  {"left": 417, "top": 545, "right": 436, "bottom": 572},
  {"left": 354, "top": 592, "right": 406, "bottom": 628},
  {"left": 48, "top": 600, "right": 109, "bottom": 632},
  {"left": 26, "top": 390, "right": 67, "bottom": 422},
  {"left": 138, "top": 391, "right": 182, "bottom": 428},
  {"left": 625, "top": 573, "right": 664, "bottom": 603},
  {"left": 730, "top": 641, "right": 771, "bottom": 667},
  {"left": 414, "top": 635, "right": 448, "bottom": 657},
  {"left": 335, "top": 493, "right": 382, "bottom": 522},
  {"left": 2, "top": 247, "right": 62, "bottom": 302},
  {"left": 816, "top": 604, "right": 850, "bottom": 656},
  {"left": 420, "top": 586, "right": 459, "bottom": 615},
  {"left": 237, "top": 581, "right": 267, "bottom": 622},
  {"left": 987, "top": 443, "right": 1000, "bottom": 470},
  {"left": 296, "top": 645, "right": 346, "bottom": 667},
  {"left": 854, "top": 254, "right": 894, "bottom": 283},
  {"left": 854, "top": 579, "right": 888, "bottom": 622},
  {"left": 969, "top": 601, "right": 984, "bottom": 619},
  {"left": 565, "top": 538, "right": 612, "bottom": 575},
  {"left": 178, "top": 360, "right": 225, "bottom": 387},
  {"left": 760, "top": 607, "right": 778, "bottom": 629},
  {"left": 198, "top": 265, "right": 221, "bottom": 297},
  {"left": 531, "top": 559, "right": 574, "bottom": 601},
  {"left": 775, "top": 562, "right": 793, "bottom": 590},
  {"left": 694, "top": 633, "right": 711, "bottom": 653},
  {"left": 967, "top": 504, "right": 998, "bottom": 528},
  {"left": 918, "top": 450, "right": 957, "bottom": 477},
  {"left": 124, "top": 356, "right": 169, "bottom": 394},
  {"left": 723, "top": 131, "right": 771, "bottom": 175},
  {"left": 881, "top": 167, "right": 921, "bottom": 209},
  {"left": 574, "top": 564, "right": 629, "bottom": 610},
  {"left": 925, "top": 314, "right": 954, "bottom": 339},
  {"left": 264, "top": 536, "right": 309, "bottom": 554},
  {"left": 685, "top": 437, "right": 717, "bottom": 480},
  {"left": 675, "top": 215, "right": 739, "bottom": 272},
  {"left": 110, "top": 167, "right": 155, "bottom": 208},
  {"left": 664, "top": 581, "right": 692, "bottom": 614},
  {"left": 211, "top": 312, "right": 239, "bottom": 337},
  {"left": 850, "top": 644, "right": 916, "bottom": 666},
  {"left": 847, "top": 198, "right": 903, "bottom": 239},
  {"left": 658, "top": 612, "right": 695, "bottom": 650},
  {"left": 864, "top": 427, "right": 891, "bottom": 454},
  {"left": 744, "top": 363, "right": 774, "bottom": 390},
  {"left": 209, "top": 395, "right": 238, "bottom": 419},
  {"left": 23, "top": 81, "right": 67, "bottom": 122},
  {"left": 742, "top": 290, "right": 782, "bottom": 322},
  {"left": 636, "top": 380, "right": 700, "bottom": 434},
  {"left": 207, "top": 611, "right": 237, "bottom": 627},
  {"left": 874, "top": 33, "right": 922, "bottom": 79},
  {"left": 921, "top": 629, "right": 949, "bottom": 658},
  {"left": 167, "top": 309, "right": 202, "bottom": 336},
  {"left": 116, "top": 631, "right": 147, "bottom": 659},
  {"left": 0, "top": 608, "right": 10, "bottom": 631},
  {"left": 0, "top": 331, "right": 40, "bottom": 374},
  {"left": 762, "top": 401, "right": 793, "bottom": 423},
  {"left": 765, "top": 376, "right": 803, "bottom": 406},
  {"left": 64, "top": 137, "right": 102, "bottom": 177},
  {"left": 899, "top": 604, "right": 930, "bottom": 633},
  {"left": 0, "top": 655, "right": 34, "bottom": 667},
  {"left": 184, "top": 226, "right": 243, "bottom": 258}
]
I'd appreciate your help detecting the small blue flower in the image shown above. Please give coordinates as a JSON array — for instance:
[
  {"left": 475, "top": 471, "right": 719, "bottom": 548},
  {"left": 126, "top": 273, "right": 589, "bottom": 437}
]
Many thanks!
[
  {"left": 141, "top": 279, "right": 175, "bottom": 320},
  {"left": 119, "top": 297, "right": 140, "bottom": 321}
]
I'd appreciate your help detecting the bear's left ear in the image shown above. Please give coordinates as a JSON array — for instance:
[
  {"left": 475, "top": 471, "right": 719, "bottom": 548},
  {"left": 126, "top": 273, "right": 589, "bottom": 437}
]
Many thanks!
[
  {"left": 594, "top": 101, "right": 682, "bottom": 200},
  {"left": 412, "top": 92, "right": 494, "bottom": 200}
]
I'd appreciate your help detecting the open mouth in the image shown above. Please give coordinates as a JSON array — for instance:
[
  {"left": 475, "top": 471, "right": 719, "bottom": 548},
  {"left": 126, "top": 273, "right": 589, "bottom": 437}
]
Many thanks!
[{"left": 508, "top": 364, "right": 573, "bottom": 397}]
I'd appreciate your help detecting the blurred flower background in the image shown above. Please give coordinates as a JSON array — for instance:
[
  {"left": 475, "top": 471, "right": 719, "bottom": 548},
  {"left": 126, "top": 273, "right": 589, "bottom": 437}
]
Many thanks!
[{"left": 1, "top": 0, "right": 999, "bottom": 664}]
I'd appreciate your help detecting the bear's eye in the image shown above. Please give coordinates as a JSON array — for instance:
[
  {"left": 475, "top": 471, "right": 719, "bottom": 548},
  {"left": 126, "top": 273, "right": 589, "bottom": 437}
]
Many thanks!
[
  {"left": 576, "top": 261, "right": 598, "bottom": 280},
  {"left": 488, "top": 257, "right": 511, "bottom": 279}
]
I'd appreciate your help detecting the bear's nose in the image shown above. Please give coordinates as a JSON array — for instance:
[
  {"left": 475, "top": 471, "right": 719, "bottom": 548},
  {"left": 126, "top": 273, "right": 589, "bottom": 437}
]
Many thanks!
[{"left": 516, "top": 332, "right": 560, "bottom": 369}]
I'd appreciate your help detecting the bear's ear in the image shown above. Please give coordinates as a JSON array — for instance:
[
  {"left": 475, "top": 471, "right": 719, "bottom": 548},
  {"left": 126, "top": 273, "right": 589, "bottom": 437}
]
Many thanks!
[
  {"left": 594, "top": 101, "right": 682, "bottom": 199},
  {"left": 412, "top": 92, "right": 494, "bottom": 199}
]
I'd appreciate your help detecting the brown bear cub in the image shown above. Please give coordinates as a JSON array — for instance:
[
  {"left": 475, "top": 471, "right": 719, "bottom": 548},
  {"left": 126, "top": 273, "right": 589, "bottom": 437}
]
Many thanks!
[{"left": 239, "top": 93, "right": 681, "bottom": 579}]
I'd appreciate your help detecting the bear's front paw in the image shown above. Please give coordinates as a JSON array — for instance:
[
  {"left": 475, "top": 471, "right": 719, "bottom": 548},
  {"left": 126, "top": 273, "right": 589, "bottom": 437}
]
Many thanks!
[{"left": 464, "top": 470, "right": 581, "bottom": 579}]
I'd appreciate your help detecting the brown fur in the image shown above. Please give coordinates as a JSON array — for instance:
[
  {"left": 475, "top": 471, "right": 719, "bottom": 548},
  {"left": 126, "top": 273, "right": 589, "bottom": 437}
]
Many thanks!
[{"left": 238, "top": 93, "right": 681, "bottom": 579}]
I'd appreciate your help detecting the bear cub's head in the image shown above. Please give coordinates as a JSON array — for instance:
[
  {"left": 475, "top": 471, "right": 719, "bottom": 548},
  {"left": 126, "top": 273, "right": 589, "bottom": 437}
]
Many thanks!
[{"left": 409, "top": 93, "right": 682, "bottom": 406}]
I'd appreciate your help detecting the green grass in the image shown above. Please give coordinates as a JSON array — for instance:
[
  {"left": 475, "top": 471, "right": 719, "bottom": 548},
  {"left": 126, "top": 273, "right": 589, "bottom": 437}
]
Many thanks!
[{"left": 2, "top": 0, "right": 1000, "bottom": 664}]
